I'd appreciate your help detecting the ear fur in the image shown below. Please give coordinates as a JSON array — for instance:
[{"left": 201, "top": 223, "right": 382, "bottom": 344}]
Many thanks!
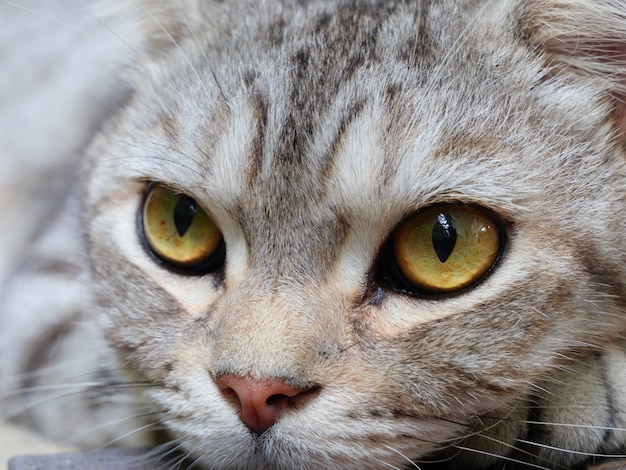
[{"left": 520, "top": 0, "right": 626, "bottom": 141}]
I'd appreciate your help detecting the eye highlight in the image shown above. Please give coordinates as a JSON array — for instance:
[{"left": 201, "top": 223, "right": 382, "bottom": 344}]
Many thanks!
[
  {"left": 391, "top": 205, "right": 501, "bottom": 294},
  {"left": 142, "top": 184, "right": 224, "bottom": 273}
]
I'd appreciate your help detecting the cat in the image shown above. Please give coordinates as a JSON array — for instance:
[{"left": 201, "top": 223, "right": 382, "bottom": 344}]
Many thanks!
[{"left": 1, "top": 0, "right": 626, "bottom": 469}]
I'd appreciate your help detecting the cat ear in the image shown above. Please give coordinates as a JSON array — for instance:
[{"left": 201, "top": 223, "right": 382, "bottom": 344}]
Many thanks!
[{"left": 520, "top": 0, "right": 626, "bottom": 140}]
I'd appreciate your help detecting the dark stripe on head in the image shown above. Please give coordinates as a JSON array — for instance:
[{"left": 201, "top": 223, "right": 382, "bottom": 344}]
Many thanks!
[{"left": 246, "top": 91, "right": 268, "bottom": 186}]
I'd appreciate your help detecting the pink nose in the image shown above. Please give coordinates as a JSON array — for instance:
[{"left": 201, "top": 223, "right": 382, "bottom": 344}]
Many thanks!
[{"left": 216, "top": 375, "right": 307, "bottom": 434}]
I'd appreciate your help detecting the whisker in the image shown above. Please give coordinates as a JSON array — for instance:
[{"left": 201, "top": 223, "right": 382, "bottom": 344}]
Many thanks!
[
  {"left": 99, "top": 151, "right": 211, "bottom": 181},
  {"left": 89, "top": 412, "right": 167, "bottom": 450},
  {"left": 135, "top": 0, "right": 211, "bottom": 115},
  {"left": 463, "top": 430, "right": 570, "bottom": 470},
  {"left": 170, "top": 0, "right": 229, "bottom": 108},
  {"left": 0, "top": 0, "right": 96, "bottom": 37},
  {"left": 407, "top": 0, "right": 495, "bottom": 130},
  {"left": 451, "top": 445, "right": 555, "bottom": 470},
  {"left": 167, "top": 438, "right": 203, "bottom": 470},
  {"left": 515, "top": 438, "right": 626, "bottom": 460},
  {"left": 492, "top": 416, "right": 626, "bottom": 434},
  {"left": 89, "top": 12, "right": 146, "bottom": 64},
  {"left": 148, "top": 440, "right": 190, "bottom": 469},
  {"left": 1, "top": 365, "right": 159, "bottom": 396},
  {"left": 1, "top": 384, "right": 152, "bottom": 421},
  {"left": 372, "top": 459, "right": 403, "bottom": 470},
  {"left": 546, "top": 422, "right": 626, "bottom": 438},
  {"left": 382, "top": 444, "right": 423, "bottom": 469},
  {"left": 0, "top": 380, "right": 139, "bottom": 400}
]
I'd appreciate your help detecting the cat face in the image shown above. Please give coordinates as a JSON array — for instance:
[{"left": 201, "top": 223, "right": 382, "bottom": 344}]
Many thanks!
[{"left": 84, "top": 0, "right": 626, "bottom": 468}]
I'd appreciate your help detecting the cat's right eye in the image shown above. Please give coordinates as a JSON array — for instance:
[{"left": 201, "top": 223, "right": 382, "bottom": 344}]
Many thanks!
[{"left": 141, "top": 184, "right": 225, "bottom": 274}]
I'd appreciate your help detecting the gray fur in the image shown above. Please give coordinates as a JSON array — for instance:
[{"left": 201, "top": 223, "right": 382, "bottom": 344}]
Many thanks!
[{"left": 1, "top": 0, "right": 625, "bottom": 468}]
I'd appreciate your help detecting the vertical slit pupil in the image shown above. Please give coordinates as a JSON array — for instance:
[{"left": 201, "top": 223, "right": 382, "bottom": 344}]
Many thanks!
[
  {"left": 432, "top": 213, "right": 457, "bottom": 263},
  {"left": 174, "top": 195, "right": 197, "bottom": 237}
]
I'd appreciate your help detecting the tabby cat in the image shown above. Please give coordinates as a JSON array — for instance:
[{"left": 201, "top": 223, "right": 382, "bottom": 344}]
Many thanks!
[{"left": 1, "top": 0, "right": 626, "bottom": 469}]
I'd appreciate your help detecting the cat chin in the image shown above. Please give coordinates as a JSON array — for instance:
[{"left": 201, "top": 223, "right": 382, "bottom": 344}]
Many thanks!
[
  {"left": 166, "top": 425, "right": 451, "bottom": 470},
  {"left": 147, "top": 383, "right": 465, "bottom": 469}
]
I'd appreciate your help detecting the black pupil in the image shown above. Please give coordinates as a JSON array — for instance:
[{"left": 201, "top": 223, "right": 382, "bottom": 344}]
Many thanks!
[
  {"left": 174, "top": 195, "right": 197, "bottom": 237},
  {"left": 432, "top": 213, "right": 457, "bottom": 263}
]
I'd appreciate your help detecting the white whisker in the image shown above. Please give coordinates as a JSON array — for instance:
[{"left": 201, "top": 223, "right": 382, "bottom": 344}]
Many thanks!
[
  {"left": 382, "top": 444, "right": 423, "bottom": 469},
  {"left": 452, "top": 445, "right": 555, "bottom": 470},
  {"left": 135, "top": 0, "right": 211, "bottom": 115},
  {"left": 516, "top": 438, "right": 626, "bottom": 460},
  {"left": 0, "top": 0, "right": 95, "bottom": 37}
]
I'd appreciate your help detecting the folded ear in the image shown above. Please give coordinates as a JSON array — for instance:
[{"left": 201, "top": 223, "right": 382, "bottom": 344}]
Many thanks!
[{"left": 520, "top": 0, "right": 626, "bottom": 141}]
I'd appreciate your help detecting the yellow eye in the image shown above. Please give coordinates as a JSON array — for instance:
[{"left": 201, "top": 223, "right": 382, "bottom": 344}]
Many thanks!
[
  {"left": 142, "top": 185, "right": 223, "bottom": 271},
  {"left": 392, "top": 205, "right": 501, "bottom": 294}
]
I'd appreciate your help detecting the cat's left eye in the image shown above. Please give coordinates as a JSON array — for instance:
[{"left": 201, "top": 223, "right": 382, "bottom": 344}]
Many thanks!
[
  {"left": 387, "top": 205, "right": 502, "bottom": 295},
  {"left": 141, "top": 184, "right": 224, "bottom": 273}
]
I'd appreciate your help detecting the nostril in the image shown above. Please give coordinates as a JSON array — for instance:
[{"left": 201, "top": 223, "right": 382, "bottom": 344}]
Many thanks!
[
  {"left": 266, "top": 393, "right": 287, "bottom": 406},
  {"left": 215, "top": 375, "right": 318, "bottom": 434}
]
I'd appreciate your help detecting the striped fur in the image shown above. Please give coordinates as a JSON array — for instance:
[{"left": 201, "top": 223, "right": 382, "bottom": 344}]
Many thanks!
[{"left": 1, "top": 0, "right": 625, "bottom": 468}]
